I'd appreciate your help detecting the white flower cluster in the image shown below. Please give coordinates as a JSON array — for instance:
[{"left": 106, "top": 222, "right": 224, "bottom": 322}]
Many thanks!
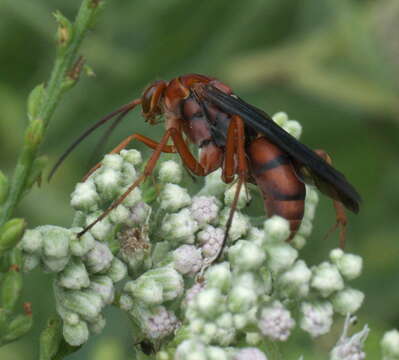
[{"left": 19, "top": 113, "right": 368, "bottom": 359}]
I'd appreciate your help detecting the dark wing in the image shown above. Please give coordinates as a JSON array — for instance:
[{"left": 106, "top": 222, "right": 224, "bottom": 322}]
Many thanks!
[{"left": 200, "top": 85, "right": 361, "bottom": 213}]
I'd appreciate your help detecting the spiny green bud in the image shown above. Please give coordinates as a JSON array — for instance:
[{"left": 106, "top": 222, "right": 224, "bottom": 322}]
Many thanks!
[
  {"left": 27, "top": 83, "right": 46, "bottom": 122},
  {"left": 1, "top": 264, "right": 23, "bottom": 311},
  {"left": 1, "top": 311, "right": 33, "bottom": 344},
  {"left": 39, "top": 315, "right": 63, "bottom": 360},
  {"left": 0, "top": 218, "right": 26, "bottom": 256},
  {"left": 0, "top": 170, "right": 9, "bottom": 205},
  {"left": 53, "top": 11, "right": 73, "bottom": 47},
  {"left": 25, "top": 118, "right": 44, "bottom": 149}
]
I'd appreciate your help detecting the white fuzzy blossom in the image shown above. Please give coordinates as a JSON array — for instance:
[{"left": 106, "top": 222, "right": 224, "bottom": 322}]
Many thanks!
[
  {"left": 158, "top": 160, "right": 183, "bottom": 183},
  {"left": 311, "top": 262, "right": 344, "bottom": 297},
  {"left": 300, "top": 302, "right": 334, "bottom": 337},
  {"left": 173, "top": 245, "right": 203, "bottom": 276},
  {"left": 234, "top": 348, "right": 268, "bottom": 360},
  {"left": 159, "top": 183, "right": 191, "bottom": 212},
  {"left": 330, "top": 315, "right": 369, "bottom": 360},
  {"left": 140, "top": 306, "right": 180, "bottom": 339},
  {"left": 258, "top": 301, "right": 295, "bottom": 341},
  {"left": 197, "top": 225, "right": 224, "bottom": 259},
  {"left": 190, "top": 196, "right": 220, "bottom": 225},
  {"left": 381, "top": 329, "right": 399, "bottom": 360},
  {"left": 332, "top": 288, "right": 365, "bottom": 315}
]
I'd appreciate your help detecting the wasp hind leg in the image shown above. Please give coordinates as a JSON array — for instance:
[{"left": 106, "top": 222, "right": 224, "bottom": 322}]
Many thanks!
[{"left": 314, "top": 149, "right": 348, "bottom": 248}]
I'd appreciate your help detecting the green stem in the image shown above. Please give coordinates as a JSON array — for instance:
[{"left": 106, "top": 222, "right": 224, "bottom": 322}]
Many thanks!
[{"left": 0, "top": 0, "right": 103, "bottom": 226}]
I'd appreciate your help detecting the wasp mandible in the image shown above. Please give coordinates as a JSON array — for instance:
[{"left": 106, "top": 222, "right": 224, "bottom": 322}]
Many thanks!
[{"left": 50, "top": 74, "right": 361, "bottom": 256}]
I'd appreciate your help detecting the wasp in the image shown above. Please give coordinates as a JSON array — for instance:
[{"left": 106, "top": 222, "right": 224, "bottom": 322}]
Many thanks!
[{"left": 50, "top": 74, "right": 360, "bottom": 254}]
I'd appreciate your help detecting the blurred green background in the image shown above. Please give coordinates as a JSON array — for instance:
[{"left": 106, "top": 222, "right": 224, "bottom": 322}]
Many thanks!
[{"left": 0, "top": 0, "right": 398, "bottom": 358}]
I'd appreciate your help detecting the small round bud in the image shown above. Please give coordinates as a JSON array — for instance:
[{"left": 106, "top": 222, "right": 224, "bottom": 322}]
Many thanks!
[
  {"left": 173, "top": 245, "right": 202, "bottom": 276},
  {"left": 190, "top": 196, "right": 220, "bottom": 225},
  {"left": 266, "top": 243, "right": 298, "bottom": 274},
  {"left": 284, "top": 120, "right": 302, "bottom": 139},
  {"left": 161, "top": 209, "right": 199, "bottom": 245},
  {"left": 204, "top": 262, "right": 232, "bottom": 293},
  {"left": 141, "top": 306, "right": 180, "bottom": 340},
  {"left": 258, "top": 301, "right": 295, "bottom": 341},
  {"left": 381, "top": 329, "right": 399, "bottom": 359},
  {"left": 228, "top": 240, "right": 266, "bottom": 271},
  {"left": 197, "top": 225, "right": 224, "bottom": 260},
  {"left": 70, "top": 180, "right": 100, "bottom": 212},
  {"left": 332, "top": 287, "right": 364, "bottom": 315},
  {"left": 224, "top": 183, "right": 251, "bottom": 210},
  {"left": 101, "top": 154, "right": 123, "bottom": 171},
  {"left": 158, "top": 160, "right": 183, "bottom": 183},
  {"left": 129, "top": 201, "right": 151, "bottom": 224},
  {"left": 89, "top": 276, "right": 114, "bottom": 305},
  {"left": 63, "top": 320, "right": 89, "bottom": 346},
  {"left": 125, "top": 278, "right": 163, "bottom": 305},
  {"left": 94, "top": 168, "right": 122, "bottom": 201},
  {"left": 58, "top": 259, "right": 90, "bottom": 290},
  {"left": 331, "top": 251, "right": 363, "bottom": 281},
  {"left": 234, "top": 348, "right": 268, "bottom": 360},
  {"left": 42, "top": 226, "right": 71, "bottom": 259},
  {"left": 23, "top": 254, "right": 40, "bottom": 272},
  {"left": 89, "top": 314, "right": 106, "bottom": 334},
  {"left": 119, "top": 293, "right": 134, "bottom": 311},
  {"left": 85, "top": 214, "right": 112, "bottom": 242},
  {"left": 120, "top": 149, "right": 142, "bottom": 166},
  {"left": 106, "top": 258, "right": 127, "bottom": 283},
  {"left": 109, "top": 204, "right": 131, "bottom": 225},
  {"left": 69, "top": 231, "right": 95, "bottom": 257},
  {"left": 198, "top": 169, "right": 227, "bottom": 198},
  {"left": 272, "top": 112, "right": 289, "bottom": 126},
  {"left": 20, "top": 228, "right": 42, "bottom": 254},
  {"left": 228, "top": 285, "right": 257, "bottom": 313},
  {"left": 311, "top": 262, "right": 344, "bottom": 297},
  {"left": 122, "top": 187, "right": 142, "bottom": 207},
  {"left": 195, "top": 288, "right": 224, "bottom": 318},
  {"left": 300, "top": 302, "right": 333, "bottom": 337},
  {"left": 264, "top": 216, "right": 290, "bottom": 242},
  {"left": 175, "top": 339, "right": 207, "bottom": 360},
  {"left": 85, "top": 241, "right": 113, "bottom": 274},
  {"left": 159, "top": 183, "right": 191, "bottom": 212},
  {"left": 219, "top": 209, "right": 250, "bottom": 242},
  {"left": 278, "top": 260, "right": 311, "bottom": 298}
]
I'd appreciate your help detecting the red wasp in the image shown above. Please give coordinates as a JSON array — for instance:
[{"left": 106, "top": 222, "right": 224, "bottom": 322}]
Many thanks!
[{"left": 50, "top": 74, "right": 360, "bottom": 253}]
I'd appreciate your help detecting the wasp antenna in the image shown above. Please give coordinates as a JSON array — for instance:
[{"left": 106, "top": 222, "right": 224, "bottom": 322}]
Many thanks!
[{"left": 48, "top": 99, "right": 141, "bottom": 181}]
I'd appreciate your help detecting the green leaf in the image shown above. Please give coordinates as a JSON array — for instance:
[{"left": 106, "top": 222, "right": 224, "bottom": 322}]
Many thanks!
[
  {"left": 0, "top": 263, "right": 23, "bottom": 311},
  {"left": 0, "top": 171, "right": 9, "bottom": 206},
  {"left": 1, "top": 312, "right": 33, "bottom": 344},
  {"left": 39, "top": 315, "right": 63, "bottom": 360},
  {"left": 0, "top": 218, "right": 26, "bottom": 257}
]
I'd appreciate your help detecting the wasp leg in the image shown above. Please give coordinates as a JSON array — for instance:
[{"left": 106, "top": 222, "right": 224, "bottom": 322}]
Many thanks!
[
  {"left": 82, "top": 133, "right": 176, "bottom": 181},
  {"left": 78, "top": 131, "right": 173, "bottom": 237},
  {"left": 314, "top": 149, "right": 348, "bottom": 248},
  {"left": 216, "top": 115, "right": 249, "bottom": 261}
]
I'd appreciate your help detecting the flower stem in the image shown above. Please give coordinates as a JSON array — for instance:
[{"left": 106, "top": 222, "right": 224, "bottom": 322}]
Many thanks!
[{"left": 0, "top": 0, "right": 103, "bottom": 226}]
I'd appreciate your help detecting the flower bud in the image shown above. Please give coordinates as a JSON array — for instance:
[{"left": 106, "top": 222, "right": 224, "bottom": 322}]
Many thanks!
[
  {"left": 122, "top": 187, "right": 142, "bottom": 207},
  {"left": 175, "top": 339, "right": 207, "bottom": 360},
  {"left": 204, "top": 262, "right": 232, "bottom": 293},
  {"left": 106, "top": 258, "right": 127, "bottom": 283},
  {"left": 102, "top": 154, "right": 123, "bottom": 171},
  {"left": 119, "top": 293, "right": 134, "bottom": 311},
  {"left": 311, "top": 262, "right": 344, "bottom": 297},
  {"left": 207, "top": 346, "right": 229, "bottom": 360},
  {"left": 258, "top": 301, "right": 295, "bottom": 341},
  {"left": 161, "top": 209, "right": 199, "bottom": 245},
  {"left": 94, "top": 168, "right": 122, "bottom": 201},
  {"left": 381, "top": 329, "right": 399, "bottom": 359},
  {"left": 195, "top": 288, "right": 224, "bottom": 319},
  {"left": 56, "top": 303, "right": 80, "bottom": 326},
  {"left": 300, "top": 302, "right": 333, "bottom": 337},
  {"left": 332, "top": 287, "right": 364, "bottom": 315},
  {"left": 224, "top": 183, "right": 251, "bottom": 210},
  {"left": 234, "top": 348, "right": 268, "bottom": 360},
  {"left": 198, "top": 169, "right": 227, "bottom": 198},
  {"left": 266, "top": 243, "right": 298, "bottom": 274},
  {"left": 218, "top": 209, "right": 250, "bottom": 242},
  {"left": 272, "top": 112, "right": 289, "bottom": 126},
  {"left": 63, "top": 320, "right": 89, "bottom": 346},
  {"left": 70, "top": 180, "right": 100, "bottom": 212},
  {"left": 264, "top": 216, "right": 290, "bottom": 242},
  {"left": 330, "top": 250, "right": 363, "bottom": 281},
  {"left": 228, "top": 240, "right": 266, "bottom": 271},
  {"left": 42, "top": 226, "right": 71, "bottom": 259},
  {"left": 158, "top": 160, "right": 183, "bottom": 184},
  {"left": 69, "top": 230, "right": 95, "bottom": 257},
  {"left": 85, "top": 241, "right": 113, "bottom": 274},
  {"left": 159, "top": 183, "right": 191, "bottom": 212},
  {"left": 228, "top": 285, "right": 257, "bottom": 313},
  {"left": 173, "top": 245, "right": 202, "bottom": 276},
  {"left": 20, "top": 228, "right": 43, "bottom": 254},
  {"left": 138, "top": 306, "right": 180, "bottom": 340},
  {"left": 190, "top": 196, "right": 220, "bottom": 226},
  {"left": 23, "top": 254, "right": 40, "bottom": 272},
  {"left": 247, "top": 227, "right": 265, "bottom": 248},
  {"left": 43, "top": 256, "right": 70, "bottom": 273},
  {"left": 120, "top": 149, "right": 142, "bottom": 166},
  {"left": 58, "top": 259, "right": 90, "bottom": 290},
  {"left": 25, "top": 118, "right": 44, "bottom": 149},
  {"left": 89, "top": 276, "right": 114, "bottom": 305},
  {"left": 85, "top": 213, "right": 113, "bottom": 242},
  {"left": 197, "top": 225, "right": 224, "bottom": 260},
  {"left": 278, "top": 260, "right": 311, "bottom": 298},
  {"left": 109, "top": 204, "right": 131, "bottom": 225},
  {"left": 89, "top": 314, "right": 106, "bottom": 334},
  {"left": 284, "top": 120, "right": 302, "bottom": 139},
  {"left": 56, "top": 286, "right": 103, "bottom": 322}
]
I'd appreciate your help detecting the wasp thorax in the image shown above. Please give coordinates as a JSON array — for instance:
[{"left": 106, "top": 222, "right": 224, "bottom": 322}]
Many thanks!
[{"left": 141, "top": 80, "right": 167, "bottom": 119}]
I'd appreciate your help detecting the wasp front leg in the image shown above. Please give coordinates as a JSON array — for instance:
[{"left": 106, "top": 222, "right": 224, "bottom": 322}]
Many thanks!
[{"left": 314, "top": 149, "right": 348, "bottom": 248}]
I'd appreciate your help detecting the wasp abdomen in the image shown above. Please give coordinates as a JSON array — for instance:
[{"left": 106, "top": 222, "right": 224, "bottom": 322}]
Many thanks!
[{"left": 248, "top": 137, "right": 305, "bottom": 236}]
